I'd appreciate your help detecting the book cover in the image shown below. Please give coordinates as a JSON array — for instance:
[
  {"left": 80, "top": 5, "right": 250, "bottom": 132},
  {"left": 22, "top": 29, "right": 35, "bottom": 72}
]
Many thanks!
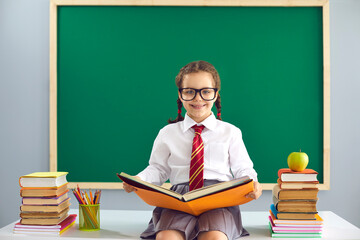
[
  {"left": 269, "top": 216, "right": 322, "bottom": 231},
  {"left": 269, "top": 224, "right": 322, "bottom": 238},
  {"left": 272, "top": 185, "right": 319, "bottom": 200},
  {"left": 117, "top": 172, "right": 254, "bottom": 216},
  {"left": 15, "top": 214, "right": 76, "bottom": 234},
  {"left": 19, "top": 172, "right": 68, "bottom": 188},
  {"left": 20, "top": 198, "right": 70, "bottom": 212},
  {"left": 20, "top": 207, "right": 70, "bottom": 219},
  {"left": 269, "top": 222, "right": 322, "bottom": 233},
  {"left": 20, "top": 212, "right": 69, "bottom": 225},
  {"left": 273, "top": 196, "right": 317, "bottom": 212},
  {"left": 20, "top": 184, "right": 68, "bottom": 197},
  {"left": 22, "top": 192, "right": 69, "bottom": 205},
  {"left": 278, "top": 169, "right": 318, "bottom": 182},
  {"left": 277, "top": 179, "right": 319, "bottom": 189},
  {"left": 22, "top": 197, "right": 70, "bottom": 207},
  {"left": 270, "top": 204, "right": 317, "bottom": 220},
  {"left": 20, "top": 172, "right": 68, "bottom": 178},
  {"left": 269, "top": 210, "right": 323, "bottom": 225}
]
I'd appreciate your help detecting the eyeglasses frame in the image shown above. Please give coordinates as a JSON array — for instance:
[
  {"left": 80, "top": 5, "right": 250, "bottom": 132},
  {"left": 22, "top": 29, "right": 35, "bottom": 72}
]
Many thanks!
[{"left": 178, "top": 88, "right": 218, "bottom": 101}]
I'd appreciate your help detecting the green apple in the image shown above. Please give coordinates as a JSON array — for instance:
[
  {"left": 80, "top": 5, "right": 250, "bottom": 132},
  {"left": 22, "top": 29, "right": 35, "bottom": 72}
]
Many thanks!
[{"left": 287, "top": 151, "right": 309, "bottom": 171}]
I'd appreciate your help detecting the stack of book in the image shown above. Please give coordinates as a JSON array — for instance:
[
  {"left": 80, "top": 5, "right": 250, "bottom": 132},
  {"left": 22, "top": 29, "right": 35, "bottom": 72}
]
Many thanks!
[
  {"left": 14, "top": 172, "right": 76, "bottom": 235},
  {"left": 269, "top": 168, "right": 323, "bottom": 238}
]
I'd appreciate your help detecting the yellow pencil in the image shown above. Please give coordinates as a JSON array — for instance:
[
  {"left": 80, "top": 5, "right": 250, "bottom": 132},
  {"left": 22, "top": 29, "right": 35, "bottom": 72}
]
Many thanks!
[
  {"left": 85, "top": 191, "right": 91, "bottom": 205},
  {"left": 82, "top": 191, "right": 88, "bottom": 205}
]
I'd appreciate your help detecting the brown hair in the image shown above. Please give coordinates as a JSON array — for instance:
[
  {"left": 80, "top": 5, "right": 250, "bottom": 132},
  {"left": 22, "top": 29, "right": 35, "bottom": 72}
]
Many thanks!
[{"left": 168, "top": 60, "right": 222, "bottom": 123}]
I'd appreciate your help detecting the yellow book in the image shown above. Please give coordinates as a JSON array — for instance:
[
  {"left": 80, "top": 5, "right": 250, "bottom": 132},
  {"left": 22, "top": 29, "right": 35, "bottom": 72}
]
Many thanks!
[
  {"left": 117, "top": 172, "right": 254, "bottom": 216},
  {"left": 19, "top": 172, "right": 68, "bottom": 188},
  {"left": 21, "top": 172, "right": 68, "bottom": 178}
]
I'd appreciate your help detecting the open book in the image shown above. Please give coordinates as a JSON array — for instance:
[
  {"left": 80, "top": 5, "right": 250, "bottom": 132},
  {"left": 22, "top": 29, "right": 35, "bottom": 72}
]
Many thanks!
[{"left": 117, "top": 172, "right": 254, "bottom": 216}]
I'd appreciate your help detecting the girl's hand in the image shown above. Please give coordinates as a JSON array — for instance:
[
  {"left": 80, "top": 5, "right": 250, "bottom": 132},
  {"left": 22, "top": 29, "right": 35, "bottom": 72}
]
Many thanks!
[
  {"left": 122, "top": 176, "right": 141, "bottom": 193},
  {"left": 245, "top": 181, "right": 262, "bottom": 200}
]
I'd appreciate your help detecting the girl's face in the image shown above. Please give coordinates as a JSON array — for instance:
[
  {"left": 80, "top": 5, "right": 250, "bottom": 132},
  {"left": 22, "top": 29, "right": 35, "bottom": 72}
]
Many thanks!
[{"left": 179, "top": 71, "right": 218, "bottom": 123}]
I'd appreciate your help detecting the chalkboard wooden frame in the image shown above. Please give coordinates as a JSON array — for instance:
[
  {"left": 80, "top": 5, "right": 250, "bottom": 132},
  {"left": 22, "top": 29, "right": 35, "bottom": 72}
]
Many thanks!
[{"left": 49, "top": 0, "right": 330, "bottom": 190}]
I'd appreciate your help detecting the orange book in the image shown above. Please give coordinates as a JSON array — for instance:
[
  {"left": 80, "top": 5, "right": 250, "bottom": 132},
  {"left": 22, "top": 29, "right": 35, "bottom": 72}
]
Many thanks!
[{"left": 117, "top": 172, "right": 254, "bottom": 216}]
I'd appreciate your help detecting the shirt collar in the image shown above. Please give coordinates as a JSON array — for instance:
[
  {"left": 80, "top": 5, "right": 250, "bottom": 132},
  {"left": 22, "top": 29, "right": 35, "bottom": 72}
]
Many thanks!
[{"left": 182, "top": 112, "right": 217, "bottom": 133}]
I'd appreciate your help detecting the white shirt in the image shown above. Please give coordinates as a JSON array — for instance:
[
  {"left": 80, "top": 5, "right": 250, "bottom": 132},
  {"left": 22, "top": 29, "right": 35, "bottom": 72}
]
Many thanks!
[{"left": 137, "top": 112, "right": 258, "bottom": 185}]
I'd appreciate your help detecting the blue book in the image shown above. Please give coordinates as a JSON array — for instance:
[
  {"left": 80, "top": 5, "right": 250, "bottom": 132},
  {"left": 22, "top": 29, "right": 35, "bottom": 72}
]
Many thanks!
[{"left": 270, "top": 204, "right": 278, "bottom": 218}]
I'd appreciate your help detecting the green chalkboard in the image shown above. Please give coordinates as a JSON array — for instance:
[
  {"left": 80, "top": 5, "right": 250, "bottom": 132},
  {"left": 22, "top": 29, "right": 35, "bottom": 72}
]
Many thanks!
[{"left": 53, "top": 5, "right": 328, "bottom": 188}]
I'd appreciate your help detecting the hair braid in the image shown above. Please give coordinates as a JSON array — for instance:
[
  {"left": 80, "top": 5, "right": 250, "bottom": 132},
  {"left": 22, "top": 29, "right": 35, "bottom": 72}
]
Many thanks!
[
  {"left": 215, "top": 94, "right": 222, "bottom": 120},
  {"left": 168, "top": 98, "right": 184, "bottom": 124}
]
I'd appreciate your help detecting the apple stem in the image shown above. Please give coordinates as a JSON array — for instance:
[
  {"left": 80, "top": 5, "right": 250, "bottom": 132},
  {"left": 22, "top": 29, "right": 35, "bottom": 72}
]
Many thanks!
[{"left": 300, "top": 149, "right": 302, "bottom": 152}]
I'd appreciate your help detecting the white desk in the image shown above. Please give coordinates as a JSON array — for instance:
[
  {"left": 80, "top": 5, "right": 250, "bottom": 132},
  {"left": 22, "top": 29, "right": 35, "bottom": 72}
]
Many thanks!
[{"left": 0, "top": 210, "right": 359, "bottom": 239}]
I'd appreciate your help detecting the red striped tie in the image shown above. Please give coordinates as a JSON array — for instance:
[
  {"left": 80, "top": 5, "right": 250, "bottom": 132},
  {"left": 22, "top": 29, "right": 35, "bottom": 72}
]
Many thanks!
[{"left": 189, "top": 125, "right": 205, "bottom": 191}]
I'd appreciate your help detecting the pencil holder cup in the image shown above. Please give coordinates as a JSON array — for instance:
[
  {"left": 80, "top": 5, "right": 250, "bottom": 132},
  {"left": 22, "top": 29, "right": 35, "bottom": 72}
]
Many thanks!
[{"left": 79, "top": 204, "right": 100, "bottom": 231}]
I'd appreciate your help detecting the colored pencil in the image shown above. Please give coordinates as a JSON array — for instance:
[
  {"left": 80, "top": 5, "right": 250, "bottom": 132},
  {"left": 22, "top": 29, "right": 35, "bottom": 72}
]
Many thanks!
[{"left": 71, "top": 187, "right": 100, "bottom": 229}]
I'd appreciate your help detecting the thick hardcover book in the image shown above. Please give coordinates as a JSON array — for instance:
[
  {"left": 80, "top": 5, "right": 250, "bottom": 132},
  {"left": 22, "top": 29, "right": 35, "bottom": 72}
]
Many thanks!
[
  {"left": 278, "top": 169, "right": 318, "bottom": 182},
  {"left": 270, "top": 204, "right": 317, "bottom": 220},
  {"left": 20, "top": 184, "right": 68, "bottom": 197},
  {"left": 20, "top": 212, "right": 69, "bottom": 225},
  {"left": 19, "top": 172, "right": 68, "bottom": 188},
  {"left": 22, "top": 192, "right": 69, "bottom": 205},
  {"left": 20, "top": 199, "right": 70, "bottom": 212},
  {"left": 272, "top": 185, "right": 319, "bottom": 200},
  {"left": 117, "top": 172, "right": 254, "bottom": 216},
  {"left": 20, "top": 207, "right": 70, "bottom": 219},
  {"left": 273, "top": 196, "right": 317, "bottom": 212},
  {"left": 269, "top": 210, "right": 323, "bottom": 226},
  {"left": 277, "top": 179, "right": 319, "bottom": 189}
]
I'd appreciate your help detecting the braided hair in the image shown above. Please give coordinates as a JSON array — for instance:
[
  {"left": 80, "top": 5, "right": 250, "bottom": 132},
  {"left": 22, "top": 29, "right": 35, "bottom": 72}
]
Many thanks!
[{"left": 168, "top": 61, "right": 222, "bottom": 123}]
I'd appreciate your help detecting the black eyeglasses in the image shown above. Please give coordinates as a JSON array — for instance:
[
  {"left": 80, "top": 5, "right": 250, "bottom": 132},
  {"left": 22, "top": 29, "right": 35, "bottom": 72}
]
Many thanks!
[{"left": 179, "top": 88, "right": 218, "bottom": 101}]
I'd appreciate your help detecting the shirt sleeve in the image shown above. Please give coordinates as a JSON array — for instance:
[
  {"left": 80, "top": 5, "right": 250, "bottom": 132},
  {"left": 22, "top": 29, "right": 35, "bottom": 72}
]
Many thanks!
[
  {"left": 136, "top": 129, "right": 171, "bottom": 186},
  {"left": 229, "top": 127, "right": 258, "bottom": 182}
]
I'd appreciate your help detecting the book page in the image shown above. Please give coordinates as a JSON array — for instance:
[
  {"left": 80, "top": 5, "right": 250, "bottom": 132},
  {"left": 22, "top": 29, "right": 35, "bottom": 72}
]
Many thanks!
[
  {"left": 118, "top": 173, "right": 183, "bottom": 200},
  {"left": 182, "top": 176, "right": 251, "bottom": 201}
]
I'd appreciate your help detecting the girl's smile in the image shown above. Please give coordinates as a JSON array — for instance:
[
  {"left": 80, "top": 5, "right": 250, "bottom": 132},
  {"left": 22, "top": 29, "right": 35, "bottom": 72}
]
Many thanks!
[
  {"left": 179, "top": 71, "right": 217, "bottom": 123},
  {"left": 190, "top": 103, "right": 206, "bottom": 109}
]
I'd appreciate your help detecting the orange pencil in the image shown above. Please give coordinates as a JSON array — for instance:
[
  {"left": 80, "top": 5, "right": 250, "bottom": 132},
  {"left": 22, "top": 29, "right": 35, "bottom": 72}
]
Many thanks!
[
  {"left": 90, "top": 189, "right": 94, "bottom": 204},
  {"left": 76, "top": 189, "right": 86, "bottom": 205}
]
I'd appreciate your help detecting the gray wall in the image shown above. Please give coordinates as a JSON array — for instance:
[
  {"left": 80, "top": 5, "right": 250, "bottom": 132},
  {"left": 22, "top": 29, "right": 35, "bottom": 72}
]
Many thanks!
[{"left": 1, "top": 0, "right": 359, "bottom": 229}]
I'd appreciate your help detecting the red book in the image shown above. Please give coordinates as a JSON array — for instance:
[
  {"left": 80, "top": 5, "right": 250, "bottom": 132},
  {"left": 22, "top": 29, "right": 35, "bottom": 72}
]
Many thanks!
[{"left": 278, "top": 169, "right": 318, "bottom": 182}]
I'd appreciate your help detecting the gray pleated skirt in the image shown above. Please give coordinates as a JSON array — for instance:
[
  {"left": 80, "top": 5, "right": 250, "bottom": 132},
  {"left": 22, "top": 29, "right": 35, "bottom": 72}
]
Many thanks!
[{"left": 140, "top": 180, "right": 249, "bottom": 240}]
